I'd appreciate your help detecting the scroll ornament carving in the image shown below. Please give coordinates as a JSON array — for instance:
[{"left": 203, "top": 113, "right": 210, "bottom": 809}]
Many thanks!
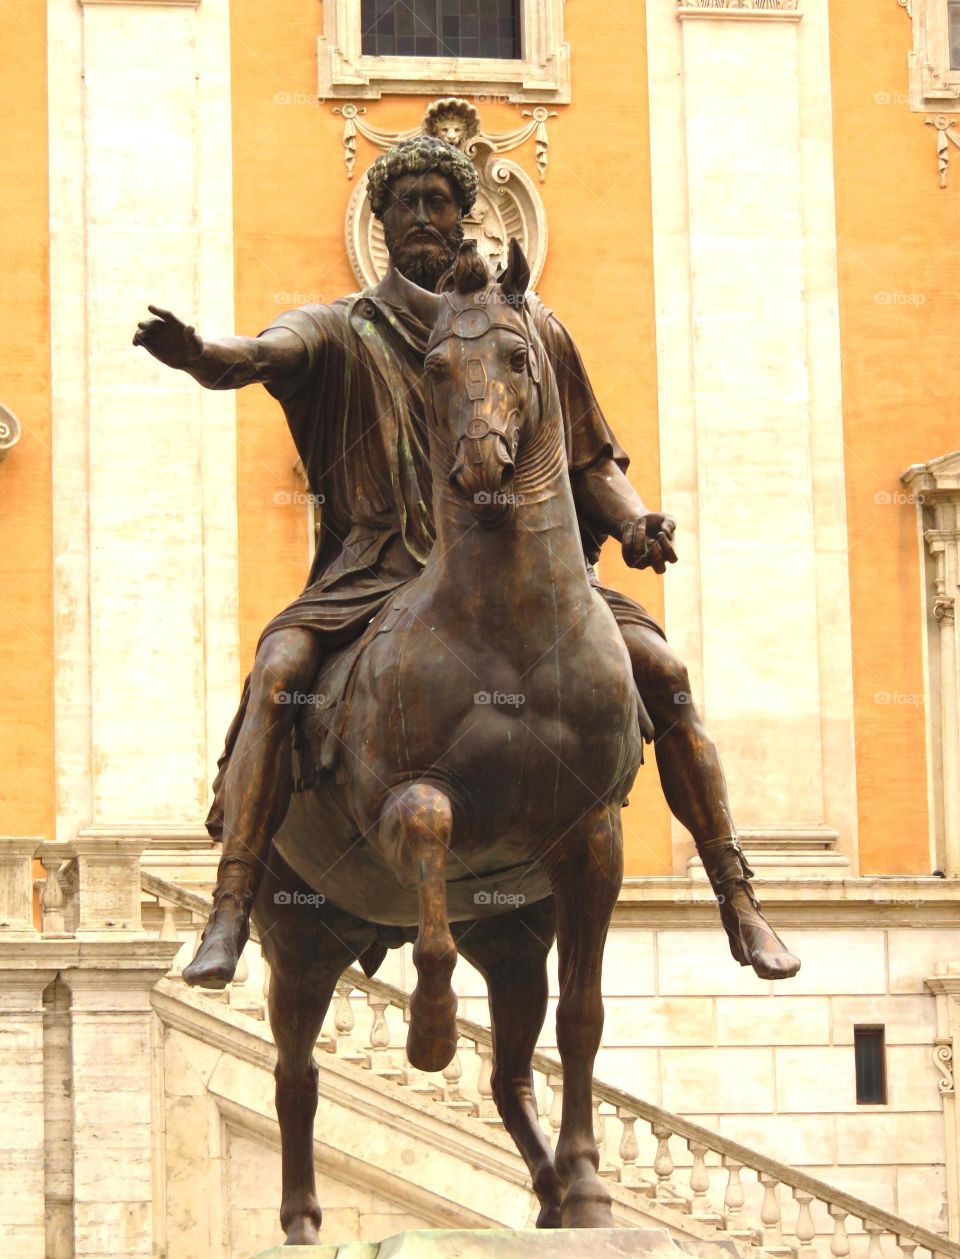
[
  {"left": 0, "top": 403, "right": 21, "bottom": 464},
  {"left": 335, "top": 97, "right": 552, "bottom": 290},
  {"left": 935, "top": 1038, "right": 955, "bottom": 1093}
]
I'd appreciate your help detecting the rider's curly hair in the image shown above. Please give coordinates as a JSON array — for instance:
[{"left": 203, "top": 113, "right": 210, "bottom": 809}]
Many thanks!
[{"left": 366, "top": 136, "right": 479, "bottom": 220}]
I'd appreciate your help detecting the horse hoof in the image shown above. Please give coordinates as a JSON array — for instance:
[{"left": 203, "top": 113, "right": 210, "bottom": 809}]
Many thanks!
[
  {"left": 405, "top": 1027, "right": 457, "bottom": 1073},
  {"left": 407, "top": 983, "right": 457, "bottom": 1071},
  {"left": 283, "top": 1216, "right": 321, "bottom": 1245},
  {"left": 536, "top": 1204, "right": 563, "bottom": 1229},
  {"left": 561, "top": 1179, "right": 615, "bottom": 1229}
]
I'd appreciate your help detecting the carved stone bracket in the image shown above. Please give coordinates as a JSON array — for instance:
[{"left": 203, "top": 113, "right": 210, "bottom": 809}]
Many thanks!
[
  {"left": 935, "top": 1037, "right": 956, "bottom": 1094},
  {"left": 335, "top": 98, "right": 551, "bottom": 290}
]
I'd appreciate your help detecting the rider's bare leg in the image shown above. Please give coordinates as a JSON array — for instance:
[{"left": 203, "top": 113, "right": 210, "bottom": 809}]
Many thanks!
[
  {"left": 620, "top": 623, "right": 800, "bottom": 981},
  {"left": 183, "top": 627, "right": 321, "bottom": 988}
]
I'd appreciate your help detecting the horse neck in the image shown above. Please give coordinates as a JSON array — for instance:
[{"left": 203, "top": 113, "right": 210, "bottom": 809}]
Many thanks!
[{"left": 426, "top": 378, "right": 594, "bottom": 627}]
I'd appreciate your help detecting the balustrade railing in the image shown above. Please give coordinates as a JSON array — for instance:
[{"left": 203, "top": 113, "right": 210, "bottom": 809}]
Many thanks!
[{"left": 139, "top": 872, "right": 958, "bottom": 1259}]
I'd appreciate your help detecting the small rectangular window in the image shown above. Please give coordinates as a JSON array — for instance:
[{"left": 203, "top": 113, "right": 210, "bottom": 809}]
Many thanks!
[
  {"left": 951, "top": 0, "right": 960, "bottom": 71},
  {"left": 361, "top": 0, "right": 521, "bottom": 59},
  {"left": 854, "top": 1026, "right": 887, "bottom": 1105}
]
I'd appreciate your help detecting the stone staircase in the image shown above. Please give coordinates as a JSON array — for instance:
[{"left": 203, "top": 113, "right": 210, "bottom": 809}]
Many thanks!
[{"left": 142, "top": 872, "right": 956, "bottom": 1259}]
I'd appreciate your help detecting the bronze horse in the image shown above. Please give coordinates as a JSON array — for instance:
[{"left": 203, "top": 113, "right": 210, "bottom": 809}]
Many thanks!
[{"left": 254, "top": 240, "right": 643, "bottom": 1243}]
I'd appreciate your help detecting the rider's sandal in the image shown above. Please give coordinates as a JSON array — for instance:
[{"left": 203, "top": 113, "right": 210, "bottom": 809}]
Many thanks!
[
  {"left": 698, "top": 835, "right": 801, "bottom": 981},
  {"left": 182, "top": 883, "right": 251, "bottom": 990}
]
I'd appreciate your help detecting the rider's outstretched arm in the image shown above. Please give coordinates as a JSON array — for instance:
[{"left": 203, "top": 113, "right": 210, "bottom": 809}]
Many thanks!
[{"left": 133, "top": 305, "right": 307, "bottom": 391}]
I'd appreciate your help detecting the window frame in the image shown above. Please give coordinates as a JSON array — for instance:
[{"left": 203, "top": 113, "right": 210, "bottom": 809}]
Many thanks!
[
  {"left": 853, "top": 1025, "right": 888, "bottom": 1107},
  {"left": 908, "top": 0, "right": 960, "bottom": 110},
  {"left": 318, "top": 0, "right": 570, "bottom": 102}
]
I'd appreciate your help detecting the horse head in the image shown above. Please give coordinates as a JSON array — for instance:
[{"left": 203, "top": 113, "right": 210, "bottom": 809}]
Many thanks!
[{"left": 425, "top": 238, "right": 544, "bottom": 527}]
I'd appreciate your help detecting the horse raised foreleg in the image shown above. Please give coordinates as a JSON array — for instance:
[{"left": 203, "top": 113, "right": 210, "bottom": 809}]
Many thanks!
[
  {"left": 456, "top": 898, "right": 562, "bottom": 1228},
  {"left": 381, "top": 783, "right": 458, "bottom": 1072},
  {"left": 544, "top": 801, "right": 623, "bottom": 1229}
]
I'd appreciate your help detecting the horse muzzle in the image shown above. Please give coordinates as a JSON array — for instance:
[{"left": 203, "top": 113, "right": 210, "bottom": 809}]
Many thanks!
[{"left": 450, "top": 430, "right": 517, "bottom": 526}]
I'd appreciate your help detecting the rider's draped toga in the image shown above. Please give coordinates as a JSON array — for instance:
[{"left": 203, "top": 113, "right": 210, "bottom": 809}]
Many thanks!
[{"left": 205, "top": 273, "right": 663, "bottom": 840}]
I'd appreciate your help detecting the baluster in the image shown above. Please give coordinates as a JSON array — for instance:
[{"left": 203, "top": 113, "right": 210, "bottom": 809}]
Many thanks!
[
  {"left": 40, "top": 856, "right": 66, "bottom": 936},
  {"left": 476, "top": 1043, "right": 498, "bottom": 1120},
  {"left": 896, "top": 1239, "right": 916, "bottom": 1259},
  {"left": 365, "top": 993, "right": 404, "bottom": 1080},
  {"left": 593, "top": 1097, "right": 605, "bottom": 1148},
  {"left": 793, "top": 1189, "right": 817, "bottom": 1259},
  {"left": 262, "top": 958, "right": 271, "bottom": 1007},
  {"left": 440, "top": 1039, "right": 475, "bottom": 1114},
  {"left": 332, "top": 978, "right": 365, "bottom": 1064},
  {"left": 829, "top": 1205, "right": 851, "bottom": 1259},
  {"left": 652, "top": 1123, "right": 680, "bottom": 1205},
  {"left": 864, "top": 1222, "right": 885, "bottom": 1259},
  {"left": 548, "top": 1075, "right": 563, "bottom": 1135},
  {"left": 229, "top": 944, "right": 261, "bottom": 1014},
  {"left": 616, "top": 1111, "right": 646, "bottom": 1190},
  {"left": 687, "top": 1141, "right": 712, "bottom": 1216},
  {"left": 368, "top": 994, "right": 391, "bottom": 1049},
  {"left": 760, "top": 1173, "right": 783, "bottom": 1249},
  {"left": 159, "top": 900, "right": 178, "bottom": 942},
  {"left": 722, "top": 1157, "right": 745, "bottom": 1226}
]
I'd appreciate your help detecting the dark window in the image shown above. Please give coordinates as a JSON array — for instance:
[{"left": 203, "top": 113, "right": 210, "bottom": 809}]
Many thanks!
[
  {"left": 854, "top": 1026, "right": 887, "bottom": 1105},
  {"left": 951, "top": 0, "right": 960, "bottom": 71},
  {"left": 361, "top": 0, "right": 520, "bottom": 59}
]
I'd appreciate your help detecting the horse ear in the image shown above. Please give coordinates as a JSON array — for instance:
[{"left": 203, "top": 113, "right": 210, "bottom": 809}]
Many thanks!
[{"left": 498, "top": 237, "right": 530, "bottom": 302}]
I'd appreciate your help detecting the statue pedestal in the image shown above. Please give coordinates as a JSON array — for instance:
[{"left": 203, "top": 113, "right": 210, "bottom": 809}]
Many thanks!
[{"left": 251, "top": 1227, "right": 736, "bottom": 1259}]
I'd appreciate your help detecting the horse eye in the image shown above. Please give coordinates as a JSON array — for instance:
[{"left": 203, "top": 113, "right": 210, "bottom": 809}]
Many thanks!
[
  {"left": 425, "top": 358, "right": 447, "bottom": 377},
  {"left": 510, "top": 350, "right": 527, "bottom": 372}
]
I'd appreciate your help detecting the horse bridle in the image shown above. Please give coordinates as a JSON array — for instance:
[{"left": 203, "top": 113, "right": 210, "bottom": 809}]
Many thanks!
[{"left": 426, "top": 295, "right": 542, "bottom": 473}]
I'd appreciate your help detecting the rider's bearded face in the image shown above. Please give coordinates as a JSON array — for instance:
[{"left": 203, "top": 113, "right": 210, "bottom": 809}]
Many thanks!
[{"left": 381, "top": 170, "right": 466, "bottom": 291}]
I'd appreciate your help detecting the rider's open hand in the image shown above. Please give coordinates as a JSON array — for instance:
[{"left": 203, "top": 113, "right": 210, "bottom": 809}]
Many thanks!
[
  {"left": 132, "top": 305, "right": 203, "bottom": 369},
  {"left": 621, "top": 513, "right": 678, "bottom": 574}
]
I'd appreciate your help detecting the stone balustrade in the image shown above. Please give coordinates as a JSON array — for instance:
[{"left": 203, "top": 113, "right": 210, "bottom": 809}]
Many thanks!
[{"left": 140, "top": 871, "right": 960, "bottom": 1259}]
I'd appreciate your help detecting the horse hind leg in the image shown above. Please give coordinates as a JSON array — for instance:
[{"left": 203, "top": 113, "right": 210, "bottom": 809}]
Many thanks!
[
  {"left": 456, "top": 899, "right": 562, "bottom": 1228},
  {"left": 381, "top": 783, "right": 458, "bottom": 1072},
  {"left": 546, "top": 801, "right": 624, "bottom": 1229}
]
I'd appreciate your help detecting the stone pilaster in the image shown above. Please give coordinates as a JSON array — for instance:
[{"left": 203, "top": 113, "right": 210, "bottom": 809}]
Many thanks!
[
  {"left": 0, "top": 952, "right": 62, "bottom": 1258},
  {"left": 902, "top": 451, "right": 960, "bottom": 876},
  {"left": 62, "top": 941, "right": 180, "bottom": 1259},
  {"left": 925, "top": 965, "right": 960, "bottom": 1242}
]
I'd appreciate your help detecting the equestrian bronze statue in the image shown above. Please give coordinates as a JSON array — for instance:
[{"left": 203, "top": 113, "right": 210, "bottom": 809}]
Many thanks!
[{"left": 134, "top": 136, "right": 799, "bottom": 1243}]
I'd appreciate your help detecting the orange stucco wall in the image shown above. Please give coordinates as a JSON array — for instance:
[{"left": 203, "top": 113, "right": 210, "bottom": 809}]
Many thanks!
[
  {"left": 829, "top": 0, "right": 960, "bottom": 873},
  {"left": 0, "top": 1, "right": 53, "bottom": 840},
  {"left": 228, "top": 1, "right": 671, "bottom": 873}
]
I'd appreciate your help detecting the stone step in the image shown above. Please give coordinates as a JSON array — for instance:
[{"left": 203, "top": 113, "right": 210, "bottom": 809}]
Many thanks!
[{"left": 251, "top": 1225, "right": 738, "bottom": 1258}]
